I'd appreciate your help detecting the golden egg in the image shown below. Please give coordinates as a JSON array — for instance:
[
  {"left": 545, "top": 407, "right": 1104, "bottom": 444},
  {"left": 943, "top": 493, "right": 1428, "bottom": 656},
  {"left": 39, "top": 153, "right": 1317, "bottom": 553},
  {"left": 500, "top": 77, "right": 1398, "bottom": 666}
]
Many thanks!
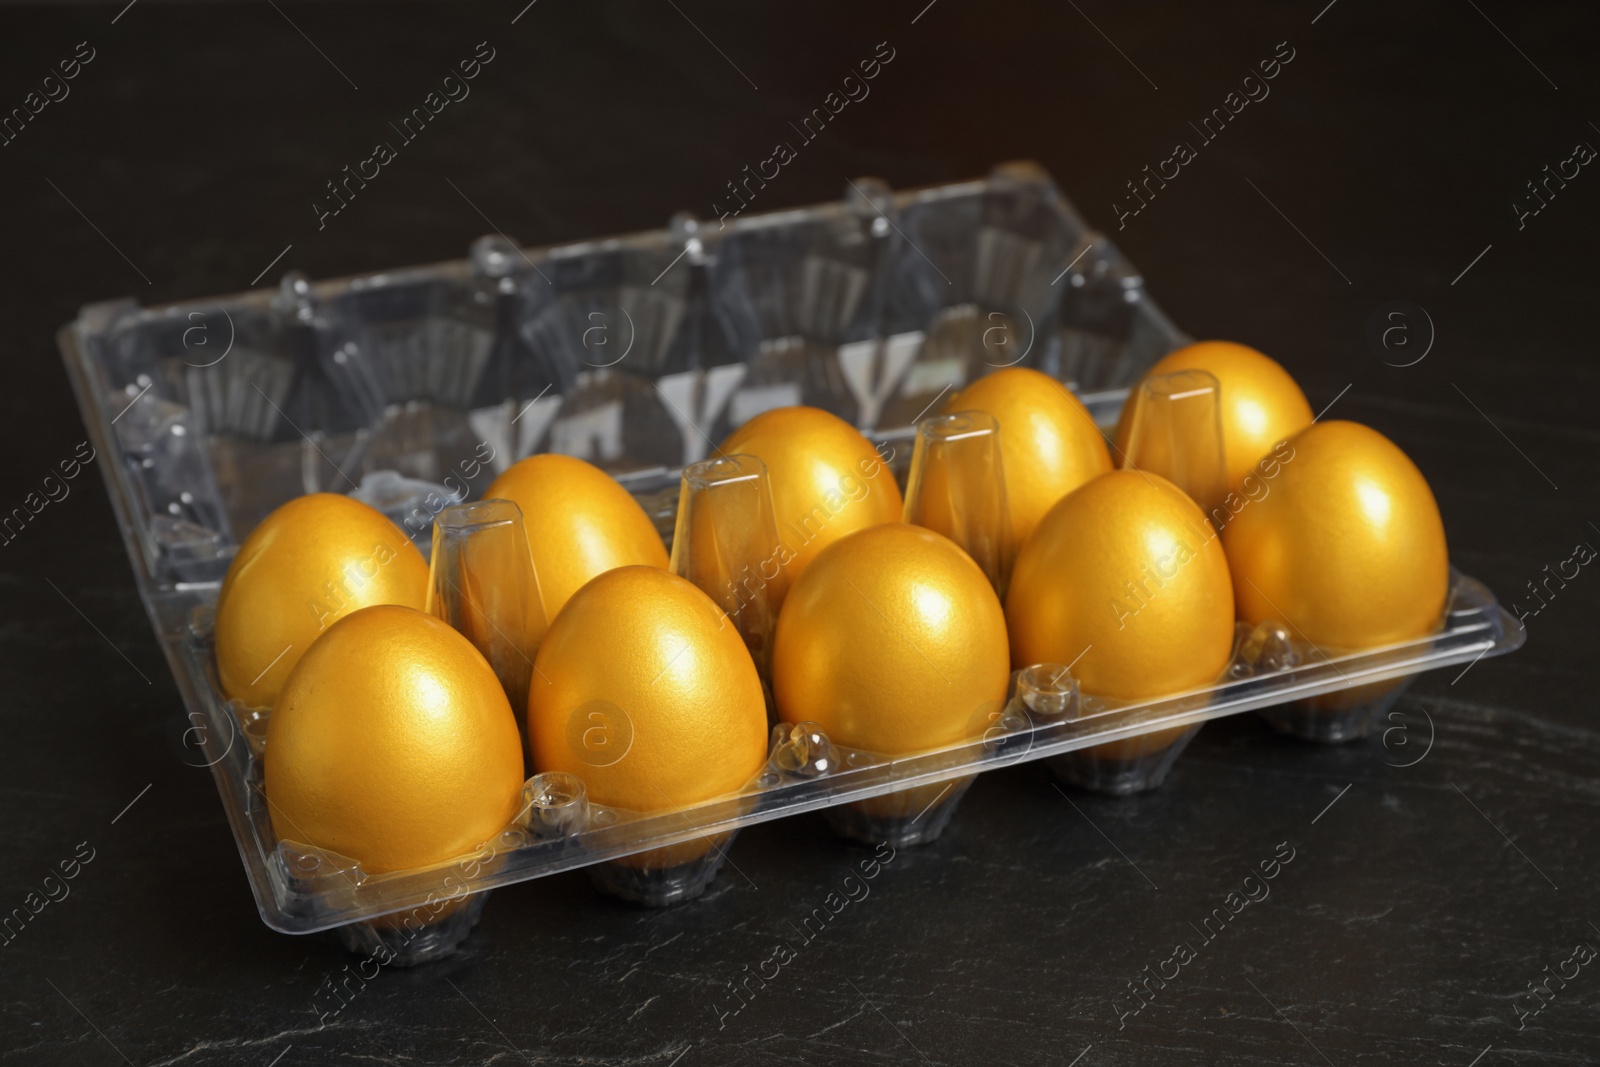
[
  {"left": 485, "top": 453, "right": 669, "bottom": 618},
  {"left": 216, "top": 493, "right": 429, "bottom": 707},
  {"left": 1114, "top": 341, "right": 1312, "bottom": 495},
  {"left": 1222, "top": 420, "right": 1448, "bottom": 650},
  {"left": 946, "top": 367, "right": 1112, "bottom": 547},
  {"left": 527, "top": 566, "right": 768, "bottom": 831},
  {"left": 773, "top": 523, "right": 1011, "bottom": 756},
  {"left": 1007, "top": 470, "right": 1235, "bottom": 700},
  {"left": 263, "top": 605, "right": 525, "bottom": 874},
  {"left": 718, "top": 406, "right": 902, "bottom": 597}
]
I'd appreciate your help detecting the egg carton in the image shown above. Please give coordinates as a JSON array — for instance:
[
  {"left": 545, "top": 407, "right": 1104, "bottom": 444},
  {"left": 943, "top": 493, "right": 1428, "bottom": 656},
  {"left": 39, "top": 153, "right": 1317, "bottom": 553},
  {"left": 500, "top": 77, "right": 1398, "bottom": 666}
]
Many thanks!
[{"left": 58, "top": 162, "right": 1523, "bottom": 954}]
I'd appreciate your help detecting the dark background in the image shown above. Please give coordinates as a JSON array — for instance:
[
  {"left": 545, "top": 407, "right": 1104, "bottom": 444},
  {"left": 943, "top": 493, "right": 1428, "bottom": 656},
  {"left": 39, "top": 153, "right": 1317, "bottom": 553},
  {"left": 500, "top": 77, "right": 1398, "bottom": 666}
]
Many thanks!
[{"left": 2, "top": 2, "right": 1597, "bottom": 1064}]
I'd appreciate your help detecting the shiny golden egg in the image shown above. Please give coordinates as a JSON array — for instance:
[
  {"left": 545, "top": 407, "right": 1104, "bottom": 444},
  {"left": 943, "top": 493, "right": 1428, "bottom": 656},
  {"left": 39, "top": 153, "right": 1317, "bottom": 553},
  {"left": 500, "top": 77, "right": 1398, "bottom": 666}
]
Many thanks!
[
  {"left": 1114, "top": 341, "right": 1312, "bottom": 495},
  {"left": 485, "top": 453, "right": 669, "bottom": 619},
  {"left": 263, "top": 605, "right": 526, "bottom": 874},
  {"left": 1007, "top": 470, "right": 1235, "bottom": 700},
  {"left": 773, "top": 523, "right": 1011, "bottom": 756},
  {"left": 1222, "top": 420, "right": 1449, "bottom": 650},
  {"left": 946, "top": 367, "right": 1113, "bottom": 547},
  {"left": 718, "top": 406, "right": 902, "bottom": 597},
  {"left": 215, "top": 493, "right": 429, "bottom": 707},
  {"left": 527, "top": 566, "right": 769, "bottom": 823}
]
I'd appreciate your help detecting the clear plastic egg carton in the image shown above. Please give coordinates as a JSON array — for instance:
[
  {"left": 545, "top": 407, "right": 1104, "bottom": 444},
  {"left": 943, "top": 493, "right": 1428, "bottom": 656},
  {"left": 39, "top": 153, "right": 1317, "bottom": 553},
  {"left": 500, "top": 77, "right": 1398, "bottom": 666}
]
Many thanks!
[{"left": 59, "top": 161, "right": 1523, "bottom": 951}]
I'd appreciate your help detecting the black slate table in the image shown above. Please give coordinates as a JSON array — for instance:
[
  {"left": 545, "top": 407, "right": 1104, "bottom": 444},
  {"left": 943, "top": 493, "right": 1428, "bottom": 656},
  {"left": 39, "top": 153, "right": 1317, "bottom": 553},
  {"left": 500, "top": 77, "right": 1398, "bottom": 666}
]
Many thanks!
[{"left": 2, "top": 2, "right": 1597, "bottom": 1064}]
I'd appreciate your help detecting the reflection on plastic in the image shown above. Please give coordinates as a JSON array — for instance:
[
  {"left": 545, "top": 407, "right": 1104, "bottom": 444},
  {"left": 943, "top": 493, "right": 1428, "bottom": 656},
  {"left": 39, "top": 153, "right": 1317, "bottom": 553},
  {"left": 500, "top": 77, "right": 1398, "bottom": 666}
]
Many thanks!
[
  {"left": 1049, "top": 723, "right": 1203, "bottom": 796},
  {"left": 826, "top": 778, "right": 973, "bottom": 848},
  {"left": 425, "top": 499, "right": 547, "bottom": 720},
  {"left": 1231, "top": 619, "right": 1301, "bottom": 677},
  {"left": 1016, "top": 663, "right": 1083, "bottom": 722},
  {"left": 669, "top": 454, "right": 787, "bottom": 684},
  {"left": 521, "top": 771, "right": 590, "bottom": 841},
  {"left": 1122, "top": 369, "right": 1228, "bottom": 519},
  {"left": 768, "top": 721, "right": 838, "bottom": 779},
  {"left": 334, "top": 891, "right": 489, "bottom": 969},
  {"left": 902, "top": 411, "right": 1015, "bottom": 596}
]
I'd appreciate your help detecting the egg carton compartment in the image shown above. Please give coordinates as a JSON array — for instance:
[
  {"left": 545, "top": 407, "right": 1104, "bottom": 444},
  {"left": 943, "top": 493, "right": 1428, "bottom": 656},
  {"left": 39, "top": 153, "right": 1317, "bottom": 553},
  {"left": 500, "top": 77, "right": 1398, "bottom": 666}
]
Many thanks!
[
  {"left": 61, "top": 162, "right": 1179, "bottom": 590},
  {"left": 58, "top": 163, "right": 1523, "bottom": 947},
  {"left": 165, "top": 566, "right": 1516, "bottom": 939}
]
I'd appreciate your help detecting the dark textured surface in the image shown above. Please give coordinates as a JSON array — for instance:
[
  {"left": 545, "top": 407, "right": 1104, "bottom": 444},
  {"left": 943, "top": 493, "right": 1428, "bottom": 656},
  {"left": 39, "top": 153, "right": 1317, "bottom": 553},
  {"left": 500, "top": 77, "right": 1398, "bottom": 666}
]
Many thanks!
[{"left": 2, "top": 2, "right": 1597, "bottom": 1064}]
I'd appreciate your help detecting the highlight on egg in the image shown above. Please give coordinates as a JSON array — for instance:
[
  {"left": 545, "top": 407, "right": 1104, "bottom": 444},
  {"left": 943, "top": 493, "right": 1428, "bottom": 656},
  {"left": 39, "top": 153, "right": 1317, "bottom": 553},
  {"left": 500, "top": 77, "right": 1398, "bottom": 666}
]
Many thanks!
[
  {"left": 215, "top": 492, "right": 430, "bottom": 707},
  {"left": 773, "top": 523, "right": 1011, "bottom": 823},
  {"left": 526, "top": 566, "right": 769, "bottom": 864},
  {"left": 718, "top": 406, "right": 902, "bottom": 600},
  {"left": 1007, "top": 470, "right": 1236, "bottom": 701},
  {"left": 263, "top": 605, "right": 526, "bottom": 876},
  {"left": 1222, "top": 419, "right": 1449, "bottom": 651},
  {"left": 945, "top": 366, "right": 1113, "bottom": 548},
  {"left": 1114, "top": 341, "right": 1312, "bottom": 496},
  {"left": 1007, "top": 470, "right": 1235, "bottom": 766},
  {"left": 485, "top": 452, "right": 669, "bottom": 619},
  {"left": 774, "top": 523, "right": 1011, "bottom": 754}
]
